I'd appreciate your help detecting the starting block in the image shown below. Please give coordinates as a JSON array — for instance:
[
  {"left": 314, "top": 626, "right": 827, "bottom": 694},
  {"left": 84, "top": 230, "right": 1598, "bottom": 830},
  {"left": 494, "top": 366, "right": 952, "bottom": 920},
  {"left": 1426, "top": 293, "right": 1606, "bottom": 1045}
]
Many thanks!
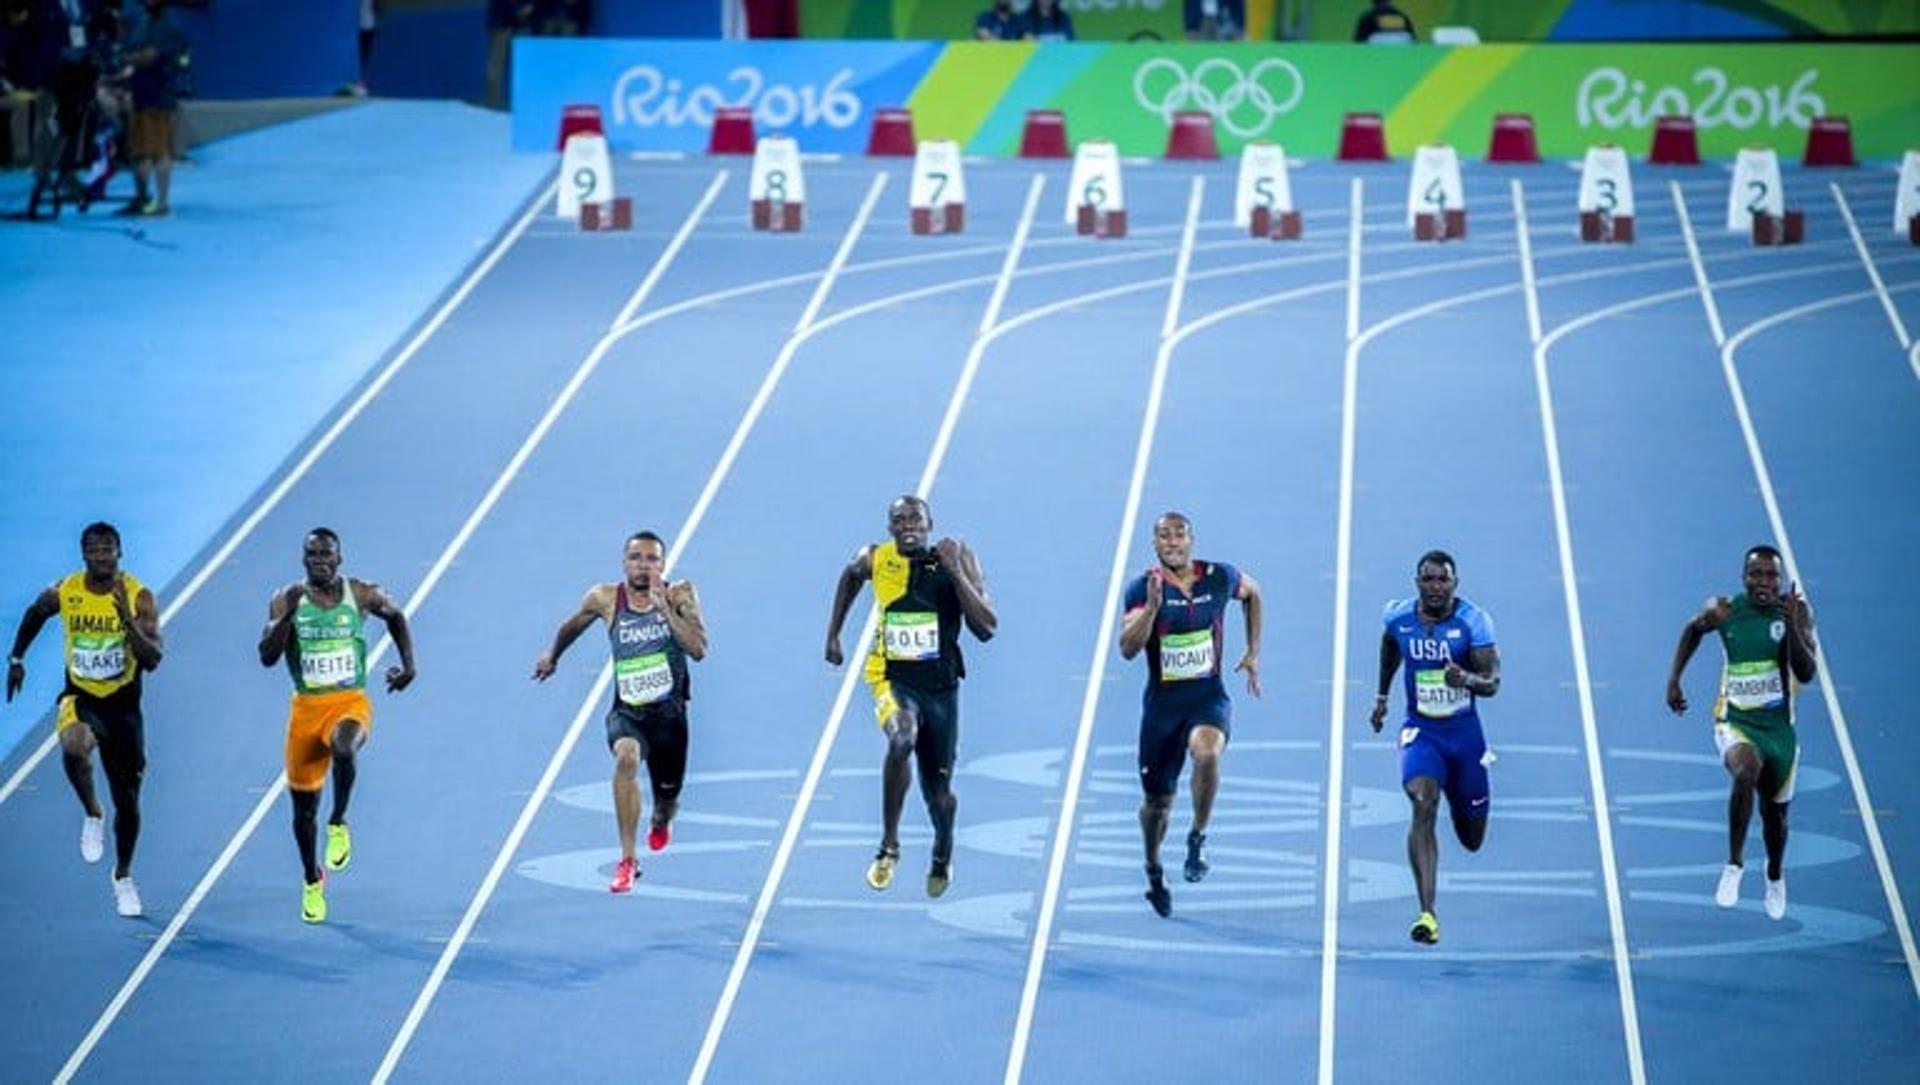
[
  {"left": 1236, "top": 141, "right": 1301, "bottom": 240},
  {"left": 1020, "top": 109, "right": 1071, "bottom": 159},
  {"left": 1408, "top": 143, "right": 1466, "bottom": 241},
  {"left": 908, "top": 138, "right": 966, "bottom": 235},
  {"left": 1751, "top": 210, "right": 1805, "bottom": 247},
  {"left": 557, "top": 131, "right": 615, "bottom": 222},
  {"left": 1338, "top": 112, "right": 1388, "bottom": 162},
  {"left": 749, "top": 135, "right": 805, "bottom": 233},
  {"left": 1727, "top": 146, "right": 1785, "bottom": 234},
  {"left": 1576, "top": 144, "right": 1635, "bottom": 243},
  {"left": 579, "top": 197, "right": 633, "bottom": 232},
  {"left": 1066, "top": 138, "right": 1127, "bottom": 239},
  {"left": 1895, "top": 150, "right": 1920, "bottom": 240},
  {"left": 1649, "top": 115, "right": 1699, "bottom": 166}
]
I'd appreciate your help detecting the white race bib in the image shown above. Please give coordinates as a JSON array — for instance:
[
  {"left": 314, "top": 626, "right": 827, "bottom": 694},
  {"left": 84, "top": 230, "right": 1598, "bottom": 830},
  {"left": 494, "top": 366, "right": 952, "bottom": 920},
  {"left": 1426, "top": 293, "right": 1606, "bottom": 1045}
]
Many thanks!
[
  {"left": 884, "top": 612, "right": 940, "bottom": 661},
  {"left": 616, "top": 652, "right": 674, "bottom": 706},
  {"left": 1724, "top": 660, "right": 1784, "bottom": 711},
  {"left": 69, "top": 638, "right": 126, "bottom": 682},
  {"left": 299, "top": 646, "right": 359, "bottom": 689},
  {"left": 1159, "top": 629, "right": 1215, "bottom": 682},
  {"left": 1414, "top": 669, "right": 1471, "bottom": 718}
]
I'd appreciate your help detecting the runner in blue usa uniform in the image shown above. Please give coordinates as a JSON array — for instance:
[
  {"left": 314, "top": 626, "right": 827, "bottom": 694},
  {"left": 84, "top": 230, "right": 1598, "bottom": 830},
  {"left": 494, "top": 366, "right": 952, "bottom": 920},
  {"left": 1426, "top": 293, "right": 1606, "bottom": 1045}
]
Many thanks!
[
  {"left": 1119, "top": 512, "right": 1262, "bottom": 917},
  {"left": 1370, "top": 549, "right": 1500, "bottom": 945}
]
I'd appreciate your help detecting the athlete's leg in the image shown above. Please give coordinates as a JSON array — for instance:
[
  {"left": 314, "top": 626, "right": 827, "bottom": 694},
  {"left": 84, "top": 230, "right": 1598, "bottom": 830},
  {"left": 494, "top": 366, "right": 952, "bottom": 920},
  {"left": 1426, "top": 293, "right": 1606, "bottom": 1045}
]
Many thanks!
[
  {"left": 643, "top": 708, "right": 689, "bottom": 850},
  {"left": 96, "top": 711, "right": 147, "bottom": 880},
  {"left": 611, "top": 735, "right": 643, "bottom": 860},
  {"left": 58, "top": 709, "right": 104, "bottom": 820},
  {"left": 880, "top": 701, "right": 921, "bottom": 855},
  {"left": 290, "top": 787, "right": 324, "bottom": 884},
  {"left": 1723, "top": 742, "right": 1761, "bottom": 867},
  {"left": 1760, "top": 799, "right": 1788, "bottom": 881},
  {"left": 1186, "top": 724, "right": 1225, "bottom": 836},
  {"left": 1405, "top": 776, "right": 1442, "bottom": 915},
  {"left": 327, "top": 719, "right": 367, "bottom": 827},
  {"left": 913, "top": 692, "right": 958, "bottom": 866},
  {"left": 1446, "top": 723, "right": 1490, "bottom": 853}
]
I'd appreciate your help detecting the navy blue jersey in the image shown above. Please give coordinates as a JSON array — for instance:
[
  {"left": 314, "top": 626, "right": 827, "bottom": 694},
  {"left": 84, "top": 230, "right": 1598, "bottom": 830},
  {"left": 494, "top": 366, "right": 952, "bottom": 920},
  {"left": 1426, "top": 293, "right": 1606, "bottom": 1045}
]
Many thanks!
[
  {"left": 1125, "top": 561, "right": 1242, "bottom": 703},
  {"left": 1384, "top": 596, "right": 1496, "bottom": 725}
]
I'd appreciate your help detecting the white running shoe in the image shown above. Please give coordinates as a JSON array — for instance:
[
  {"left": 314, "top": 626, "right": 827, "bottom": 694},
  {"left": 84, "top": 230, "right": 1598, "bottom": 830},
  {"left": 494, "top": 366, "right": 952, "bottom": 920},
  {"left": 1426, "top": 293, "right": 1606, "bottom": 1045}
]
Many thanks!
[
  {"left": 1714, "top": 863, "right": 1743, "bottom": 908},
  {"left": 80, "top": 815, "right": 105, "bottom": 863},
  {"left": 112, "top": 876, "right": 142, "bottom": 918},
  {"left": 1764, "top": 877, "right": 1787, "bottom": 921}
]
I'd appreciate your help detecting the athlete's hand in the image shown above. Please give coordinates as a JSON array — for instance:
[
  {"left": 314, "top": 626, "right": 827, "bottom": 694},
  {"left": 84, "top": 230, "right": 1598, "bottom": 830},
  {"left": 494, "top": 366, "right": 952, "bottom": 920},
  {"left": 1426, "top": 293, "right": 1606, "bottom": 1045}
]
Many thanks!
[
  {"left": 1144, "top": 570, "right": 1164, "bottom": 614},
  {"left": 1444, "top": 661, "right": 1469, "bottom": 688},
  {"left": 1783, "top": 586, "right": 1813, "bottom": 634},
  {"left": 111, "top": 576, "right": 133, "bottom": 623},
  {"left": 1235, "top": 652, "right": 1262, "bottom": 697},
  {"left": 645, "top": 578, "right": 673, "bottom": 614},
  {"left": 282, "top": 582, "right": 306, "bottom": 611},
  {"left": 1666, "top": 679, "right": 1687, "bottom": 716},
  {"left": 532, "top": 650, "right": 557, "bottom": 681},
  {"left": 934, "top": 537, "right": 963, "bottom": 571},
  {"left": 824, "top": 636, "right": 843, "bottom": 667},
  {"left": 5, "top": 661, "right": 21, "bottom": 703},
  {"left": 1369, "top": 695, "right": 1388, "bottom": 732},
  {"left": 385, "top": 664, "right": 415, "bottom": 693}
]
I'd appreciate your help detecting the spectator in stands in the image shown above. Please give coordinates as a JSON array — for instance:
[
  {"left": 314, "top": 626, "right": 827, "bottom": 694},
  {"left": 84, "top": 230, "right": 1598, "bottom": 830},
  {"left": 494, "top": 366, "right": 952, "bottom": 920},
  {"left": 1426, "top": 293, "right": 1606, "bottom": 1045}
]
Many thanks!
[
  {"left": 534, "top": 0, "right": 588, "bottom": 37},
  {"left": 121, "top": 0, "right": 185, "bottom": 216},
  {"left": 974, "top": 1, "right": 1023, "bottom": 41},
  {"left": 1184, "top": 0, "right": 1245, "bottom": 41},
  {"left": 1354, "top": 0, "right": 1416, "bottom": 42},
  {"left": 348, "top": 0, "right": 379, "bottom": 97},
  {"left": 1027, "top": 0, "right": 1073, "bottom": 42},
  {"left": 486, "top": 0, "right": 534, "bottom": 108}
]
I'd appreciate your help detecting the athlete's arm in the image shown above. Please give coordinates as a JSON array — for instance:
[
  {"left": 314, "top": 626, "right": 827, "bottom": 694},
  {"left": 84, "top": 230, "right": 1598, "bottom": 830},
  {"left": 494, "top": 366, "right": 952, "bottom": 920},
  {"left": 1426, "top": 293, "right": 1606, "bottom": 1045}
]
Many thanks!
[
  {"left": 1448, "top": 645, "right": 1500, "bottom": 697},
  {"left": 1666, "top": 595, "right": 1728, "bottom": 715},
  {"left": 1781, "top": 586, "right": 1818, "bottom": 685},
  {"left": 1234, "top": 571, "right": 1263, "bottom": 697},
  {"left": 940, "top": 538, "right": 997, "bottom": 642},
  {"left": 1369, "top": 631, "right": 1400, "bottom": 732},
  {"left": 258, "top": 582, "right": 305, "bottom": 667},
  {"left": 824, "top": 547, "right": 873, "bottom": 667},
  {"left": 356, "top": 580, "right": 416, "bottom": 692},
  {"left": 1118, "top": 572, "right": 1162, "bottom": 660},
  {"left": 115, "top": 582, "right": 164, "bottom": 672},
  {"left": 660, "top": 581, "right": 708, "bottom": 661},
  {"left": 4, "top": 586, "right": 59, "bottom": 702},
  {"left": 535, "top": 586, "right": 610, "bottom": 680}
]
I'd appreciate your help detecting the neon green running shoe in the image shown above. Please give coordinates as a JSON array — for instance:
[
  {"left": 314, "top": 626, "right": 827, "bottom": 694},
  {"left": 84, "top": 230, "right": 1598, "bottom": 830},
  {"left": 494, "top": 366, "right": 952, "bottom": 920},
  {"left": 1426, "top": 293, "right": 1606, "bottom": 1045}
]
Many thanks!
[
  {"left": 325, "top": 823, "right": 352, "bottom": 871},
  {"left": 302, "top": 876, "right": 328, "bottom": 924},
  {"left": 1409, "top": 911, "right": 1439, "bottom": 945}
]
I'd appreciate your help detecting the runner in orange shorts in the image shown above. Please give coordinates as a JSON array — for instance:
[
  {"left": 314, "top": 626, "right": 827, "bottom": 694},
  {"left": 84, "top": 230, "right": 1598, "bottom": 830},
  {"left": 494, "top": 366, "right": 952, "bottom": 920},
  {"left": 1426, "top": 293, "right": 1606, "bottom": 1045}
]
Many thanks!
[{"left": 258, "top": 528, "right": 415, "bottom": 923}]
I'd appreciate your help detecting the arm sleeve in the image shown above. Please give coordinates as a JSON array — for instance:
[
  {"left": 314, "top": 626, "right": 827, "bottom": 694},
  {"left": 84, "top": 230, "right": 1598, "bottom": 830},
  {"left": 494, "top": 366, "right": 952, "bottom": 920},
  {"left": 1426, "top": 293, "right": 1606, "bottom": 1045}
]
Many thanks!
[
  {"left": 1466, "top": 604, "right": 1497, "bottom": 647},
  {"left": 1123, "top": 575, "right": 1147, "bottom": 613}
]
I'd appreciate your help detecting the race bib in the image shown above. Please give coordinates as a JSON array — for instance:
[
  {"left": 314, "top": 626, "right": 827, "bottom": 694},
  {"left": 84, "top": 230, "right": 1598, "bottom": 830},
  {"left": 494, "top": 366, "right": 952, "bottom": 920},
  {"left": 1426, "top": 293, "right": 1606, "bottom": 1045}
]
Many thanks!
[
  {"left": 69, "top": 635, "right": 126, "bottom": 682},
  {"left": 883, "top": 611, "right": 940, "bottom": 661},
  {"left": 1414, "top": 669, "right": 1471, "bottom": 718},
  {"left": 298, "top": 640, "right": 359, "bottom": 689},
  {"left": 1724, "top": 660, "right": 1784, "bottom": 711},
  {"left": 1159, "top": 629, "right": 1215, "bottom": 682},
  {"left": 616, "top": 652, "right": 674, "bottom": 706}
]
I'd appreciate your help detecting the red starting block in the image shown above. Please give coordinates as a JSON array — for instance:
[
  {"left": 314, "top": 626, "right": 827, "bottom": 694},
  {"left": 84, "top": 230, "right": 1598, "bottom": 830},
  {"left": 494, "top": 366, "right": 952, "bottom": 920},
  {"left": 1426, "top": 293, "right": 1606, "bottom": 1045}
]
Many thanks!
[
  {"left": 1165, "top": 111, "right": 1219, "bottom": 160},
  {"left": 1802, "top": 116, "right": 1855, "bottom": 167},
  {"left": 751, "top": 198, "right": 804, "bottom": 233},
  {"left": 911, "top": 204, "right": 966, "bottom": 236},
  {"left": 556, "top": 104, "right": 603, "bottom": 151},
  {"left": 1486, "top": 113, "right": 1539, "bottom": 164},
  {"left": 867, "top": 108, "right": 915, "bottom": 157},
  {"left": 1020, "top": 110, "right": 1070, "bottom": 159},
  {"left": 1338, "top": 112, "right": 1389, "bottom": 162},
  {"left": 1250, "top": 206, "right": 1303, "bottom": 241},
  {"left": 1414, "top": 209, "right": 1467, "bottom": 241},
  {"left": 1579, "top": 210, "right": 1634, "bottom": 243},
  {"left": 1751, "top": 210, "right": 1805, "bottom": 246},
  {"left": 579, "top": 198, "right": 633, "bottom": 232},
  {"left": 1076, "top": 205, "right": 1127, "bottom": 239},
  {"left": 709, "top": 107, "right": 756, "bottom": 155},
  {"left": 1649, "top": 115, "right": 1699, "bottom": 166}
]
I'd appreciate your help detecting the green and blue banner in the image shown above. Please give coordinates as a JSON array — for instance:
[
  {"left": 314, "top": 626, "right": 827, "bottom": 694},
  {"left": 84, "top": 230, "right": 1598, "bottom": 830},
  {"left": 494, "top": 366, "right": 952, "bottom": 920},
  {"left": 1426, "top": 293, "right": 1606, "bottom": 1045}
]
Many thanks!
[{"left": 514, "top": 39, "right": 1920, "bottom": 158}]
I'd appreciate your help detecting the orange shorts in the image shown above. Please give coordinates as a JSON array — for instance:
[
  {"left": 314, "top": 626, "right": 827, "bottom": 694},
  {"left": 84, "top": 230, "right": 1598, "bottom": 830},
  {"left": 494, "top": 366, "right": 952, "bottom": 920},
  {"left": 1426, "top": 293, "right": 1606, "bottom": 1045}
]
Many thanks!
[{"left": 285, "top": 689, "right": 372, "bottom": 791}]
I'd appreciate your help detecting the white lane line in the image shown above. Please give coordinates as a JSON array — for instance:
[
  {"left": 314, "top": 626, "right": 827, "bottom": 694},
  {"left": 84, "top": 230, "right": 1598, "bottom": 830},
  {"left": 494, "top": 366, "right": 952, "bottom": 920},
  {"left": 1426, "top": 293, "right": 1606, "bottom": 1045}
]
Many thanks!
[
  {"left": 0, "top": 176, "right": 562, "bottom": 809},
  {"left": 1346, "top": 178, "right": 1363, "bottom": 341},
  {"left": 372, "top": 172, "right": 888, "bottom": 1085},
  {"left": 1716, "top": 284, "right": 1920, "bottom": 1002},
  {"left": 54, "top": 171, "right": 729, "bottom": 1085},
  {"left": 1005, "top": 175, "right": 1206, "bottom": 1085},
  {"left": 689, "top": 173, "right": 1048, "bottom": 1085},
  {"left": 1513, "top": 177, "right": 1646, "bottom": 1085},
  {"left": 1829, "top": 182, "right": 1915, "bottom": 361},
  {"left": 1670, "top": 181, "right": 1728, "bottom": 347}
]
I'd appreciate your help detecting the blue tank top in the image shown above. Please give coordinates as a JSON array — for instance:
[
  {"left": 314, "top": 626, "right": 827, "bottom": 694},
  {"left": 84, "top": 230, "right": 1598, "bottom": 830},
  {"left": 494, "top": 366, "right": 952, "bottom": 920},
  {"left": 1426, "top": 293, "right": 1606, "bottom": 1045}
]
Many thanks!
[
  {"left": 1383, "top": 596, "right": 1496, "bottom": 725},
  {"left": 608, "top": 584, "right": 689, "bottom": 709}
]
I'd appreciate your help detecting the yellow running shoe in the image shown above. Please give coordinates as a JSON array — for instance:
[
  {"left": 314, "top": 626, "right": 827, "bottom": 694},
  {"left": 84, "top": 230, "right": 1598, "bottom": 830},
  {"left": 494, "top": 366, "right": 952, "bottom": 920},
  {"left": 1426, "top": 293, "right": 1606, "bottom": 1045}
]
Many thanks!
[
  {"left": 325, "top": 823, "right": 352, "bottom": 871},
  {"left": 865, "top": 846, "right": 899, "bottom": 891},
  {"left": 302, "top": 876, "right": 328, "bottom": 924},
  {"left": 926, "top": 858, "right": 952, "bottom": 899},
  {"left": 1409, "top": 911, "right": 1439, "bottom": 945}
]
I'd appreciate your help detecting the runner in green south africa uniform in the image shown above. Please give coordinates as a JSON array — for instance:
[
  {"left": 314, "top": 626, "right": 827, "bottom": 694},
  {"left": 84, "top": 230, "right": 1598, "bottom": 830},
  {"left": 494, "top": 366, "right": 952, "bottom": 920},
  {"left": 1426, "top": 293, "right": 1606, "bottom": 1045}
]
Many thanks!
[{"left": 1666, "top": 545, "right": 1817, "bottom": 921}]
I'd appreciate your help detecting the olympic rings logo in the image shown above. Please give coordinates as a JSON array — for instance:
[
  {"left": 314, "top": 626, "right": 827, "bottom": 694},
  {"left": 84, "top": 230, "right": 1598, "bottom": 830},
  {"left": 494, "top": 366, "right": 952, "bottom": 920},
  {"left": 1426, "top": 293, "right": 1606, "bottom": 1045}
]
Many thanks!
[{"left": 1132, "top": 57, "right": 1306, "bottom": 139}]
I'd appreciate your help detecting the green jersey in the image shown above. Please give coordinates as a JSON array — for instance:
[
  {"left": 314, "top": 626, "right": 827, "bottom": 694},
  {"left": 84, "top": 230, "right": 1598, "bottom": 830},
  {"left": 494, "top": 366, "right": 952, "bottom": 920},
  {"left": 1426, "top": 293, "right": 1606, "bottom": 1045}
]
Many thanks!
[
  {"left": 1715, "top": 593, "right": 1792, "bottom": 732},
  {"left": 287, "top": 583, "right": 367, "bottom": 696}
]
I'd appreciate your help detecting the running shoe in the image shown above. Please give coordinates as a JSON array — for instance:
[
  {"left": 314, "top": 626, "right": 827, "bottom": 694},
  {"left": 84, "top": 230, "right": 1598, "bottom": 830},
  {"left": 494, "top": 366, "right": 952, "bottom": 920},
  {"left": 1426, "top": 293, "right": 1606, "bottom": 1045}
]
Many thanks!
[
  {"left": 1145, "top": 864, "right": 1172, "bottom": 918},
  {"left": 609, "top": 856, "right": 637, "bottom": 894},
  {"left": 81, "top": 815, "right": 105, "bottom": 864},
  {"left": 1409, "top": 911, "right": 1440, "bottom": 945},
  {"left": 301, "top": 874, "right": 326, "bottom": 924},
  {"left": 1714, "top": 862, "right": 1744, "bottom": 908},
  {"left": 647, "top": 821, "right": 671, "bottom": 852},
  {"left": 1764, "top": 877, "right": 1787, "bottom": 921},
  {"left": 112, "top": 876, "right": 142, "bottom": 918},
  {"left": 325, "top": 822, "right": 352, "bottom": 871},
  {"left": 1183, "top": 829, "right": 1209, "bottom": 883},
  {"left": 927, "top": 858, "right": 952, "bottom": 899},
  {"left": 865, "top": 845, "right": 900, "bottom": 891}
]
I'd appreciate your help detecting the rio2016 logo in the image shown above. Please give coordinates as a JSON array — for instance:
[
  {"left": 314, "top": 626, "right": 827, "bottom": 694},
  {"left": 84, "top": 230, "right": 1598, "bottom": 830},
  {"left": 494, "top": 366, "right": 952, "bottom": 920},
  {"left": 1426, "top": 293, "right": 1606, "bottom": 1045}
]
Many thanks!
[
  {"left": 1577, "top": 66, "right": 1825, "bottom": 130},
  {"left": 1132, "top": 57, "right": 1305, "bottom": 139},
  {"left": 612, "top": 64, "right": 863, "bottom": 129}
]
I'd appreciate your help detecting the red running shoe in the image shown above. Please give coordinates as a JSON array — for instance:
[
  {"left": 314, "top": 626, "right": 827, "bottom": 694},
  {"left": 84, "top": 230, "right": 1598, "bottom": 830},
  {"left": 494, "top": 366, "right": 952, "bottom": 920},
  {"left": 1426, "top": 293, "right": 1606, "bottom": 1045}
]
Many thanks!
[
  {"left": 608, "top": 856, "right": 637, "bottom": 894},
  {"left": 648, "top": 822, "right": 671, "bottom": 852}
]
